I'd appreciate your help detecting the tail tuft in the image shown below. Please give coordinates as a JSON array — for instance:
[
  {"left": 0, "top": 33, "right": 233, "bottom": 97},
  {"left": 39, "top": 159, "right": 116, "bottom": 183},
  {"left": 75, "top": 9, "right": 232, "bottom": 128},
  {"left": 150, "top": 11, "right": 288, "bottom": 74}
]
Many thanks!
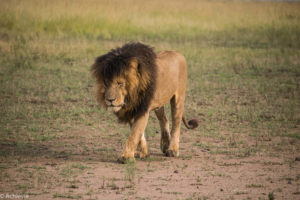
[
  {"left": 188, "top": 119, "right": 198, "bottom": 129},
  {"left": 182, "top": 115, "right": 199, "bottom": 129}
]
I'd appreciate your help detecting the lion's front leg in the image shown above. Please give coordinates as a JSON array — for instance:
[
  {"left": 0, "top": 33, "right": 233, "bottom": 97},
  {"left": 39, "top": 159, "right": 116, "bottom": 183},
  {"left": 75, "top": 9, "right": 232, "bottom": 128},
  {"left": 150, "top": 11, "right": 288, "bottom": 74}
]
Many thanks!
[
  {"left": 135, "top": 132, "right": 148, "bottom": 159},
  {"left": 119, "top": 113, "right": 149, "bottom": 163}
]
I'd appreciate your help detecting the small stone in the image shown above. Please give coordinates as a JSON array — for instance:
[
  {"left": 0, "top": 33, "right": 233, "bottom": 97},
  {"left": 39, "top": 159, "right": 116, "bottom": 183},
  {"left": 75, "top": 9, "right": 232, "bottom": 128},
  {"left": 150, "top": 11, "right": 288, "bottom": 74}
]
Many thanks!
[
  {"left": 174, "top": 170, "right": 179, "bottom": 174},
  {"left": 45, "top": 162, "right": 57, "bottom": 166},
  {"left": 295, "top": 157, "right": 300, "bottom": 161},
  {"left": 293, "top": 191, "right": 300, "bottom": 195},
  {"left": 288, "top": 180, "right": 292, "bottom": 184},
  {"left": 220, "top": 188, "right": 223, "bottom": 192}
]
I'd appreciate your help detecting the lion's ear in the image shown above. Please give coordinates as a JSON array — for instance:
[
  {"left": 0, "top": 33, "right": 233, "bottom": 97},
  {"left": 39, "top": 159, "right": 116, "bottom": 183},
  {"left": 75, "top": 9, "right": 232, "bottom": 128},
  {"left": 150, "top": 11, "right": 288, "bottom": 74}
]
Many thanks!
[
  {"left": 129, "top": 58, "right": 138, "bottom": 71},
  {"left": 91, "top": 63, "right": 102, "bottom": 81},
  {"left": 125, "top": 58, "right": 140, "bottom": 94}
]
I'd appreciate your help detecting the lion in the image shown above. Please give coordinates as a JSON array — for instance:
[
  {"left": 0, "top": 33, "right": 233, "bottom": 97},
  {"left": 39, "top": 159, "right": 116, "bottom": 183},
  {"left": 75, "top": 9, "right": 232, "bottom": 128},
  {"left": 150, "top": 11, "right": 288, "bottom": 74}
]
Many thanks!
[{"left": 91, "top": 42, "right": 198, "bottom": 162}]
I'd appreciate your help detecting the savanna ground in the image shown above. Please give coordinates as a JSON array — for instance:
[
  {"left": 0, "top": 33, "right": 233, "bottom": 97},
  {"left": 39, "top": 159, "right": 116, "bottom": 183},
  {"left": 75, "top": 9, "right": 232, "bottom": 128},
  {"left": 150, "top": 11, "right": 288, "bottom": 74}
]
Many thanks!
[{"left": 0, "top": 0, "right": 300, "bottom": 199}]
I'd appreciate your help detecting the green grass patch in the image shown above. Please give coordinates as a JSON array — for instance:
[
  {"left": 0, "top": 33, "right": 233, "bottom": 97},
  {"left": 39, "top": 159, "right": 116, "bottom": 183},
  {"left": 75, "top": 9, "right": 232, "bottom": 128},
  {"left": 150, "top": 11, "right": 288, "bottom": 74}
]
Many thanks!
[
  {"left": 53, "top": 193, "right": 82, "bottom": 199},
  {"left": 246, "top": 183, "right": 264, "bottom": 188},
  {"left": 0, "top": 0, "right": 299, "bottom": 163}
]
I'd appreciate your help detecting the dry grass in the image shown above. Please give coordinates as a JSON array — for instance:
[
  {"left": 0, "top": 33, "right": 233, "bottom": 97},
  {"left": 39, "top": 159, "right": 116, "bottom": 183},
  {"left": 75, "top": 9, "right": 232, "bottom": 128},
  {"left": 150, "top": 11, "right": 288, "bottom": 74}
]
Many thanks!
[{"left": 1, "top": 0, "right": 299, "bottom": 44}]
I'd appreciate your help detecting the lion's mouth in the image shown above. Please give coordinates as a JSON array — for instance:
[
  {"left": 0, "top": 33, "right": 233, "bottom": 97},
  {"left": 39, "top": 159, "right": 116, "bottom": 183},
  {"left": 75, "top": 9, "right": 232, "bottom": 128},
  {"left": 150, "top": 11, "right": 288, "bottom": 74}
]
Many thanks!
[
  {"left": 107, "top": 104, "right": 124, "bottom": 108},
  {"left": 107, "top": 103, "right": 125, "bottom": 111},
  {"left": 107, "top": 104, "right": 124, "bottom": 113}
]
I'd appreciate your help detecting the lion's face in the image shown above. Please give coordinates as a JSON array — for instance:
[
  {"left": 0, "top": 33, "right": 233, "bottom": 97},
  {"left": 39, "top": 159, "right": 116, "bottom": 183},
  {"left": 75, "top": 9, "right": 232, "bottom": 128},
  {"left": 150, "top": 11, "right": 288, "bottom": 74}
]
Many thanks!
[
  {"left": 92, "top": 43, "right": 156, "bottom": 123},
  {"left": 98, "top": 76, "right": 128, "bottom": 112}
]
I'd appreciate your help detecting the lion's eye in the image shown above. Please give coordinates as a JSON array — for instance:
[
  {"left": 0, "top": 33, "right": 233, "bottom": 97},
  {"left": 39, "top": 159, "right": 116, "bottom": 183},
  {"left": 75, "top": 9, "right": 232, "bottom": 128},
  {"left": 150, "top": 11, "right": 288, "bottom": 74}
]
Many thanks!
[
  {"left": 103, "top": 82, "right": 107, "bottom": 88},
  {"left": 117, "top": 82, "right": 123, "bottom": 87}
]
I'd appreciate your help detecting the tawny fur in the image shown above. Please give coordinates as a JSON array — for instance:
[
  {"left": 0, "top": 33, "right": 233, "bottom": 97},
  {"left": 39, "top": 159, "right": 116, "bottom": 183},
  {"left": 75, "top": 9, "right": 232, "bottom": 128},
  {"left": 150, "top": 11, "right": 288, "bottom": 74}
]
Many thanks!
[{"left": 91, "top": 42, "right": 198, "bottom": 162}]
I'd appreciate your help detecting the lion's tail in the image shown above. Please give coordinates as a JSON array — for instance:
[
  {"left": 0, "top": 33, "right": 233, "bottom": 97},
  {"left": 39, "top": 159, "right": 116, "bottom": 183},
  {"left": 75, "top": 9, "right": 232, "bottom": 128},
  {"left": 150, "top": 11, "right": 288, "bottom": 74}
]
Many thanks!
[{"left": 182, "top": 114, "right": 198, "bottom": 129}]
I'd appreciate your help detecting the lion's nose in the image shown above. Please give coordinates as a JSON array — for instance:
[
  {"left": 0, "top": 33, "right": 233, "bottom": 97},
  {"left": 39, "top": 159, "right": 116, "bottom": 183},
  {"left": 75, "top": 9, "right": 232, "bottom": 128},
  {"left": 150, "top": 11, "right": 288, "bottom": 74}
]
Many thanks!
[{"left": 107, "top": 98, "right": 116, "bottom": 103}]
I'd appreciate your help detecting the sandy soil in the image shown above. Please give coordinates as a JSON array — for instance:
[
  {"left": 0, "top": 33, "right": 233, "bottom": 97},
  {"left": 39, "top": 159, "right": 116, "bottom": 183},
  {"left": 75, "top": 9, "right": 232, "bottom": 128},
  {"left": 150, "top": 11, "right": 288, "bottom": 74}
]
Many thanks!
[{"left": 1, "top": 128, "right": 299, "bottom": 200}]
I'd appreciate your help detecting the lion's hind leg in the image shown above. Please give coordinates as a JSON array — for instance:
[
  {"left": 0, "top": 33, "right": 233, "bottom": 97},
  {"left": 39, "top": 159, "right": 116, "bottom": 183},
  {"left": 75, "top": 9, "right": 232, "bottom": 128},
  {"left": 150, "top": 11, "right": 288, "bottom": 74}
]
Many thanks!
[
  {"left": 166, "top": 95, "right": 184, "bottom": 157},
  {"left": 155, "top": 107, "right": 171, "bottom": 154}
]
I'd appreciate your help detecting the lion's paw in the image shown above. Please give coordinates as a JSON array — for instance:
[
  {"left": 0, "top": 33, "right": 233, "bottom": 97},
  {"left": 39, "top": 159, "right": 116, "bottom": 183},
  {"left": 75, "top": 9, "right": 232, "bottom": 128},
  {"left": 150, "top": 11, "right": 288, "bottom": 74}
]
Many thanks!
[
  {"left": 117, "top": 156, "right": 135, "bottom": 164},
  {"left": 165, "top": 149, "right": 179, "bottom": 157},
  {"left": 160, "top": 141, "right": 169, "bottom": 154},
  {"left": 134, "top": 151, "right": 149, "bottom": 159}
]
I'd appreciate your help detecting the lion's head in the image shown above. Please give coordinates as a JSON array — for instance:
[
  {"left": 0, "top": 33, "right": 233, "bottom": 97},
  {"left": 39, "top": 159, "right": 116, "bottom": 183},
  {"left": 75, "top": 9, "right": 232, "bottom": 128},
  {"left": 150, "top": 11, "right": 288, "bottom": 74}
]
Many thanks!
[{"left": 91, "top": 43, "right": 157, "bottom": 123}]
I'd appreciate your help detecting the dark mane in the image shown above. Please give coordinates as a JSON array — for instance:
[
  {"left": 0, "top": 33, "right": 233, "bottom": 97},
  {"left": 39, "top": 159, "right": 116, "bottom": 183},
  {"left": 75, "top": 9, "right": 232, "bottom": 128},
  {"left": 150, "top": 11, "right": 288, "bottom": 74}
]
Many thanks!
[{"left": 91, "top": 42, "right": 157, "bottom": 123}]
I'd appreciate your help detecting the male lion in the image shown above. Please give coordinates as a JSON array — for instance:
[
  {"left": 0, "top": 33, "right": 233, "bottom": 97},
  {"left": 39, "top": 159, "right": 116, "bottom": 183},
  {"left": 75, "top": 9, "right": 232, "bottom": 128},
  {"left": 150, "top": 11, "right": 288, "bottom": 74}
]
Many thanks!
[{"left": 91, "top": 42, "right": 198, "bottom": 162}]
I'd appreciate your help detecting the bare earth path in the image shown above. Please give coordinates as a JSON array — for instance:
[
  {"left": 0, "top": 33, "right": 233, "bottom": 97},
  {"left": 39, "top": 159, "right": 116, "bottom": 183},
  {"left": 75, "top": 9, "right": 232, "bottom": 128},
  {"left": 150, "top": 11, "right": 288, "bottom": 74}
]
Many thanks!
[{"left": 1, "top": 128, "right": 299, "bottom": 200}]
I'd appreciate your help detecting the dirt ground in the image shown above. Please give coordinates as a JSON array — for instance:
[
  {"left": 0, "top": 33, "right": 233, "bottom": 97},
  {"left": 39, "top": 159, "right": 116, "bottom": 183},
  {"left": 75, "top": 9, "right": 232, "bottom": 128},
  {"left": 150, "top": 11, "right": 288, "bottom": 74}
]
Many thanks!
[{"left": 1, "top": 127, "right": 299, "bottom": 200}]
